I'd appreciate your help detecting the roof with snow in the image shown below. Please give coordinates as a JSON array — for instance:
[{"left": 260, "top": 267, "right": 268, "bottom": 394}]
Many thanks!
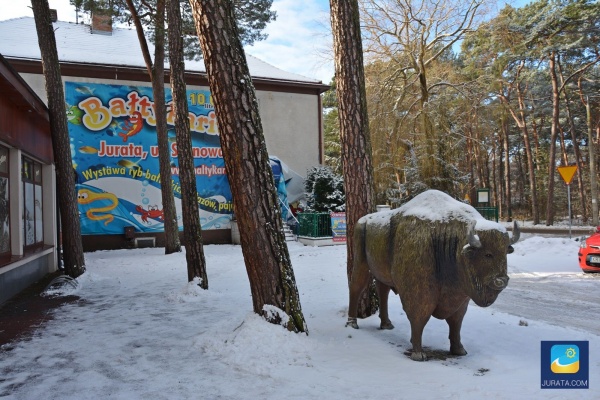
[{"left": 0, "top": 17, "right": 323, "bottom": 86}]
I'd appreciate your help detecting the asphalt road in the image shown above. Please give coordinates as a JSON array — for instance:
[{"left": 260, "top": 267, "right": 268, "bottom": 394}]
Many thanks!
[{"left": 489, "top": 265, "right": 600, "bottom": 334}]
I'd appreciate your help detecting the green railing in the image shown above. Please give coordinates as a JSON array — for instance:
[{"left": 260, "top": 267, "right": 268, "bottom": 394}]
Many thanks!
[
  {"left": 298, "top": 213, "right": 332, "bottom": 237},
  {"left": 476, "top": 206, "right": 499, "bottom": 222}
]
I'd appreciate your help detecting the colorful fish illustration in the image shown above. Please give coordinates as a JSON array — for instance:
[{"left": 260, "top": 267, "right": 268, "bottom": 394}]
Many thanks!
[
  {"left": 117, "top": 158, "right": 143, "bottom": 169},
  {"left": 79, "top": 146, "right": 98, "bottom": 154},
  {"left": 66, "top": 105, "right": 84, "bottom": 125},
  {"left": 106, "top": 121, "right": 121, "bottom": 136},
  {"left": 118, "top": 112, "right": 144, "bottom": 142},
  {"left": 75, "top": 86, "right": 95, "bottom": 95}
]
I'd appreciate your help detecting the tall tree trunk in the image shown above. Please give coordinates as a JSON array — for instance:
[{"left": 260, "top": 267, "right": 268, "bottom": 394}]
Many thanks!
[
  {"left": 586, "top": 97, "right": 599, "bottom": 226},
  {"left": 189, "top": 0, "right": 307, "bottom": 333},
  {"left": 126, "top": 0, "right": 181, "bottom": 253},
  {"left": 501, "top": 74, "right": 539, "bottom": 223},
  {"left": 529, "top": 111, "right": 543, "bottom": 172},
  {"left": 558, "top": 125, "right": 568, "bottom": 166},
  {"left": 501, "top": 115, "right": 512, "bottom": 221},
  {"left": 330, "top": 0, "right": 378, "bottom": 318},
  {"left": 474, "top": 121, "right": 486, "bottom": 188},
  {"left": 31, "top": 0, "right": 85, "bottom": 277},
  {"left": 557, "top": 60, "right": 587, "bottom": 222},
  {"left": 466, "top": 125, "right": 476, "bottom": 203},
  {"left": 515, "top": 82, "right": 539, "bottom": 224},
  {"left": 579, "top": 77, "right": 599, "bottom": 225},
  {"left": 167, "top": 0, "right": 208, "bottom": 285},
  {"left": 546, "top": 52, "right": 560, "bottom": 226},
  {"left": 491, "top": 130, "right": 498, "bottom": 208}
]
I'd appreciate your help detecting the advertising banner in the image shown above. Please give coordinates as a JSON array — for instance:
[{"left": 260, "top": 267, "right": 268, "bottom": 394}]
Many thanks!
[
  {"left": 65, "top": 81, "right": 233, "bottom": 235},
  {"left": 330, "top": 212, "right": 346, "bottom": 242}
]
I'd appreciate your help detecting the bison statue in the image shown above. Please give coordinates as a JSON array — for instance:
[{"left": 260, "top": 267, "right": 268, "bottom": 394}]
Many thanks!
[{"left": 346, "top": 190, "right": 519, "bottom": 361}]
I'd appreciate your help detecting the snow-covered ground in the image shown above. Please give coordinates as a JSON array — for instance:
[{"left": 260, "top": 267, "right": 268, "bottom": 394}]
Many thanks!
[{"left": 0, "top": 234, "right": 598, "bottom": 399}]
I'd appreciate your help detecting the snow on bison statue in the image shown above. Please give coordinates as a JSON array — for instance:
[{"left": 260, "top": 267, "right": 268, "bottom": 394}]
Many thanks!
[{"left": 346, "top": 190, "right": 519, "bottom": 361}]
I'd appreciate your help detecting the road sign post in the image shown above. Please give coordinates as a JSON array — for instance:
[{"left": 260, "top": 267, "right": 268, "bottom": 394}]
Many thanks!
[{"left": 557, "top": 166, "right": 577, "bottom": 238}]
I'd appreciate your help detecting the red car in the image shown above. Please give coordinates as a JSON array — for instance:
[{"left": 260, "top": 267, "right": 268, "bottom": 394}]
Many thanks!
[{"left": 578, "top": 228, "right": 600, "bottom": 273}]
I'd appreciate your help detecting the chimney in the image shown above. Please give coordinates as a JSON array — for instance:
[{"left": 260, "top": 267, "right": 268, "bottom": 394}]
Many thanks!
[
  {"left": 49, "top": 9, "right": 57, "bottom": 22},
  {"left": 91, "top": 11, "right": 112, "bottom": 35}
]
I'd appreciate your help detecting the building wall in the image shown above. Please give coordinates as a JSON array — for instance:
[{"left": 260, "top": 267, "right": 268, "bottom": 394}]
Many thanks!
[
  {"left": 20, "top": 74, "right": 320, "bottom": 178},
  {"left": 0, "top": 57, "right": 58, "bottom": 305},
  {"left": 258, "top": 90, "right": 321, "bottom": 178},
  {"left": 0, "top": 250, "right": 55, "bottom": 304},
  {"left": 0, "top": 146, "right": 58, "bottom": 305}
]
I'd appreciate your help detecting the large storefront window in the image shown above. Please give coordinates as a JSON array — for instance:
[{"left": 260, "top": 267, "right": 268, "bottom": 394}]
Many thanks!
[
  {"left": 22, "top": 156, "right": 43, "bottom": 249},
  {"left": 0, "top": 145, "right": 9, "bottom": 259}
]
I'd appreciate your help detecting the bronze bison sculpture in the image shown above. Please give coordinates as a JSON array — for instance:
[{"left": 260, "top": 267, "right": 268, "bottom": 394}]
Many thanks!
[{"left": 346, "top": 190, "right": 519, "bottom": 361}]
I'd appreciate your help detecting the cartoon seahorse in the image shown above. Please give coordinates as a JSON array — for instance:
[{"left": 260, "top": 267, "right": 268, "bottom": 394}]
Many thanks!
[
  {"left": 77, "top": 189, "right": 119, "bottom": 225},
  {"left": 118, "top": 112, "right": 144, "bottom": 142}
]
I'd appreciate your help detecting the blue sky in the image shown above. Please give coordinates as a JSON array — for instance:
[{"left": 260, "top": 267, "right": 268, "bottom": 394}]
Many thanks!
[{"left": 2, "top": 0, "right": 531, "bottom": 85}]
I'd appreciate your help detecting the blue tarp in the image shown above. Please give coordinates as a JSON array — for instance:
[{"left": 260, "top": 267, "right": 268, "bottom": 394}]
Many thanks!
[{"left": 269, "top": 156, "right": 304, "bottom": 222}]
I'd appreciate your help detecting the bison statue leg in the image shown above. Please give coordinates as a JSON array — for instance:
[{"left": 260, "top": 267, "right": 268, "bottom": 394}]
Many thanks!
[
  {"left": 346, "top": 262, "right": 370, "bottom": 329},
  {"left": 346, "top": 221, "right": 371, "bottom": 329},
  {"left": 446, "top": 299, "right": 469, "bottom": 356},
  {"left": 375, "top": 280, "right": 394, "bottom": 330},
  {"left": 407, "top": 313, "right": 431, "bottom": 361},
  {"left": 400, "top": 289, "right": 436, "bottom": 361}
]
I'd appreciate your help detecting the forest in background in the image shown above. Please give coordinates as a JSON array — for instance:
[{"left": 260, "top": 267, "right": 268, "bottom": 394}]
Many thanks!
[{"left": 323, "top": 0, "right": 600, "bottom": 225}]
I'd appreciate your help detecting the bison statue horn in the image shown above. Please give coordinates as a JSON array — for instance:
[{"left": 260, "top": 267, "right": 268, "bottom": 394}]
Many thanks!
[
  {"left": 510, "top": 220, "right": 520, "bottom": 244},
  {"left": 466, "top": 220, "right": 482, "bottom": 249}
]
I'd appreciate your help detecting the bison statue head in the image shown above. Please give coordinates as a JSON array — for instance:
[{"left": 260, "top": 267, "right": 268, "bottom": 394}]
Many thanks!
[{"left": 459, "top": 220, "right": 520, "bottom": 307}]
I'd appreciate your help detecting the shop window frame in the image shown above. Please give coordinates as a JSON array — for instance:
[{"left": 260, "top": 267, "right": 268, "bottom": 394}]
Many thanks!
[
  {"left": 0, "top": 145, "right": 9, "bottom": 263},
  {"left": 22, "top": 156, "right": 44, "bottom": 252}
]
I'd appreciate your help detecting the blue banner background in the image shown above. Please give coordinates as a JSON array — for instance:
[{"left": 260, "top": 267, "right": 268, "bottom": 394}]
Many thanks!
[{"left": 66, "top": 82, "right": 233, "bottom": 235}]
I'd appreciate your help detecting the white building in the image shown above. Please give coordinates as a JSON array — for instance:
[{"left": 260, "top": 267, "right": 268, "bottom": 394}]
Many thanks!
[{"left": 0, "top": 16, "right": 328, "bottom": 253}]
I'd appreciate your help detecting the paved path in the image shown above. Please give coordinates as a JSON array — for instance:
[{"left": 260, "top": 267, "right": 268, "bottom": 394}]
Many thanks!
[{"left": 0, "top": 272, "right": 79, "bottom": 347}]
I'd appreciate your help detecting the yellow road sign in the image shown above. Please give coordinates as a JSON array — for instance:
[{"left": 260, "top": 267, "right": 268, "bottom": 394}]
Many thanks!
[{"left": 557, "top": 165, "right": 577, "bottom": 185}]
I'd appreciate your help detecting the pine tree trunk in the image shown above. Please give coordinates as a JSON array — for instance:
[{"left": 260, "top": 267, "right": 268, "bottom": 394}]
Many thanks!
[
  {"left": 501, "top": 116, "right": 512, "bottom": 221},
  {"left": 557, "top": 61, "right": 587, "bottom": 222},
  {"left": 31, "top": 0, "right": 85, "bottom": 277},
  {"left": 466, "top": 126, "right": 476, "bottom": 204},
  {"left": 189, "top": 0, "right": 307, "bottom": 333},
  {"left": 167, "top": 0, "right": 207, "bottom": 285},
  {"left": 330, "top": 0, "right": 378, "bottom": 318},
  {"left": 546, "top": 53, "right": 560, "bottom": 226},
  {"left": 153, "top": 0, "right": 181, "bottom": 253},
  {"left": 581, "top": 86, "right": 599, "bottom": 225},
  {"left": 126, "top": 0, "right": 180, "bottom": 253}
]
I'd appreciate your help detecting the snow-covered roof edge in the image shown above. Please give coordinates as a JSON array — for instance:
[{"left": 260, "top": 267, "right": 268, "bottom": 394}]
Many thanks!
[{"left": 0, "top": 17, "right": 324, "bottom": 85}]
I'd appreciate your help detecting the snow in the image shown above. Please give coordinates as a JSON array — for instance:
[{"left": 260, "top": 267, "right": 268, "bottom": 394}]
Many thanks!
[
  {"left": 0, "top": 17, "right": 323, "bottom": 84},
  {"left": 1, "top": 235, "right": 599, "bottom": 399},
  {"left": 362, "top": 190, "right": 506, "bottom": 232}
]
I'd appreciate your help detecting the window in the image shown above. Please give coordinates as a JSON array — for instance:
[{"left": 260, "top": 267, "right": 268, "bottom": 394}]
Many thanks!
[
  {"left": 22, "top": 156, "right": 43, "bottom": 249},
  {"left": 0, "top": 145, "right": 9, "bottom": 259}
]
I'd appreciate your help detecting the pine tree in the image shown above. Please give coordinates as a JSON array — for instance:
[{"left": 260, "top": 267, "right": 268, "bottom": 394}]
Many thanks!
[
  {"left": 330, "top": 0, "right": 378, "bottom": 318},
  {"left": 304, "top": 166, "right": 345, "bottom": 213},
  {"left": 31, "top": 0, "right": 86, "bottom": 277},
  {"left": 167, "top": 0, "right": 208, "bottom": 286},
  {"left": 189, "top": 0, "right": 307, "bottom": 333}
]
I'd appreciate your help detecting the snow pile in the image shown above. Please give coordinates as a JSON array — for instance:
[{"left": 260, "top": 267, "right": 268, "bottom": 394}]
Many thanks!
[{"left": 363, "top": 190, "right": 505, "bottom": 232}]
